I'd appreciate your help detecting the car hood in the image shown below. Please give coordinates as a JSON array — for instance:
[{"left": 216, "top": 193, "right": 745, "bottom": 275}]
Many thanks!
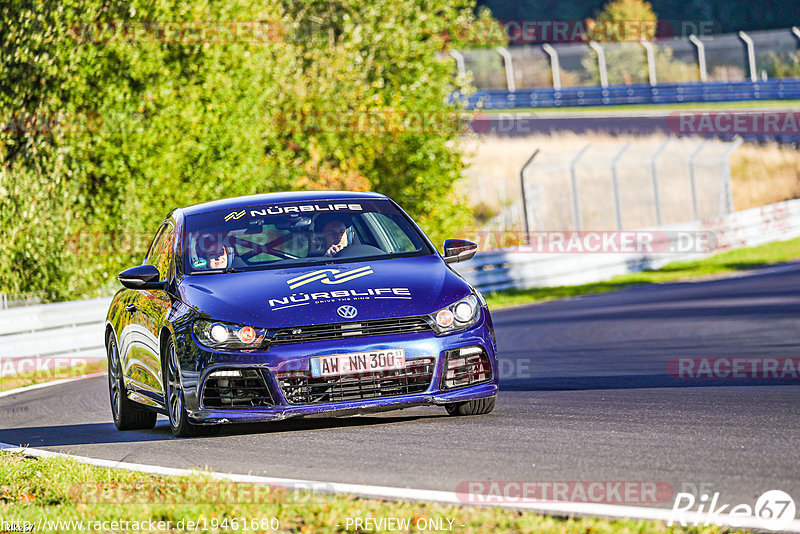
[{"left": 178, "top": 255, "right": 472, "bottom": 328}]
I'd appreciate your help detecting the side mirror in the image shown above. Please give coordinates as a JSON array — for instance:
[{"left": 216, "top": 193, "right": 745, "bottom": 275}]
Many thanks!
[
  {"left": 443, "top": 239, "right": 478, "bottom": 264},
  {"left": 119, "top": 265, "right": 166, "bottom": 291}
]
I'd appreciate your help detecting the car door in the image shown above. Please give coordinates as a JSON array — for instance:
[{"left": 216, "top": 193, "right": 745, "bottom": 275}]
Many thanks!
[{"left": 123, "top": 221, "right": 175, "bottom": 403}]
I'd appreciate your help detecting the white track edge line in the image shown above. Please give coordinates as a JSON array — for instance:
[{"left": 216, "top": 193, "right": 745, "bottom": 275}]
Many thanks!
[
  {"left": 1, "top": 442, "right": 797, "bottom": 532},
  {"left": 0, "top": 371, "right": 107, "bottom": 399}
]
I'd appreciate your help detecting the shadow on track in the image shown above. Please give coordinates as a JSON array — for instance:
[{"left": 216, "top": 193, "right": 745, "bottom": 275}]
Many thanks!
[{"left": 0, "top": 412, "right": 448, "bottom": 447}]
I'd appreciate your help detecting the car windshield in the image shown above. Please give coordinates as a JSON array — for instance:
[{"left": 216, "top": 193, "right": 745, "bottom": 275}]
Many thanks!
[{"left": 183, "top": 199, "right": 433, "bottom": 274}]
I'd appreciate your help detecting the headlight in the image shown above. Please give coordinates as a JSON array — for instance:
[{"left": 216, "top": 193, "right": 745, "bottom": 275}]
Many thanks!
[
  {"left": 430, "top": 294, "right": 480, "bottom": 334},
  {"left": 193, "top": 320, "right": 266, "bottom": 350}
]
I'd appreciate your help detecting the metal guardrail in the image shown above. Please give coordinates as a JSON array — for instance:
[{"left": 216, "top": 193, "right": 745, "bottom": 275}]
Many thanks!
[
  {"left": 454, "top": 198, "right": 800, "bottom": 292},
  {"left": 464, "top": 79, "right": 800, "bottom": 109},
  {"left": 0, "top": 297, "right": 110, "bottom": 376}
]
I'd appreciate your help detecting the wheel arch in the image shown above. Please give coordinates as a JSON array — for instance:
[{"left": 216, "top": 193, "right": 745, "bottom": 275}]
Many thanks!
[
  {"left": 158, "top": 326, "right": 176, "bottom": 375},
  {"left": 105, "top": 321, "right": 118, "bottom": 348}
]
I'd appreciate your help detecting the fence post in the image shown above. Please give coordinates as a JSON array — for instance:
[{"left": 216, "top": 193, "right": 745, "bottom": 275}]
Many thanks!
[
  {"left": 449, "top": 50, "right": 466, "bottom": 81},
  {"left": 570, "top": 145, "right": 591, "bottom": 230},
  {"left": 688, "top": 141, "right": 707, "bottom": 220},
  {"left": 519, "top": 149, "right": 540, "bottom": 237},
  {"left": 496, "top": 47, "right": 516, "bottom": 92},
  {"left": 720, "top": 137, "right": 743, "bottom": 215},
  {"left": 610, "top": 143, "right": 631, "bottom": 230},
  {"left": 640, "top": 41, "right": 657, "bottom": 86},
  {"left": 738, "top": 31, "right": 757, "bottom": 83},
  {"left": 651, "top": 139, "right": 670, "bottom": 226},
  {"left": 588, "top": 42, "right": 608, "bottom": 88},
  {"left": 689, "top": 35, "right": 707, "bottom": 82},
  {"left": 542, "top": 43, "right": 562, "bottom": 90}
]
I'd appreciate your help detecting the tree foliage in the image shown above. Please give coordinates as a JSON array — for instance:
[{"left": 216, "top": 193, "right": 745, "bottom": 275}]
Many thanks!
[{"left": 1, "top": 0, "right": 479, "bottom": 301}]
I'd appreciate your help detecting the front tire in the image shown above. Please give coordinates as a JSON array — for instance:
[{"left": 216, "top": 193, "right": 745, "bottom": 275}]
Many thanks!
[
  {"left": 107, "top": 337, "right": 157, "bottom": 431},
  {"left": 164, "top": 338, "right": 218, "bottom": 437},
  {"left": 444, "top": 396, "right": 496, "bottom": 416}
]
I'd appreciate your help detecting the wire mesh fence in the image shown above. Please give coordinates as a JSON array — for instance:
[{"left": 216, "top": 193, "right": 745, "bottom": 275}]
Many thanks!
[
  {"left": 457, "top": 28, "right": 800, "bottom": 90},
  {"left": 466, "top": 138, "right": 742, "bottom": 232}
]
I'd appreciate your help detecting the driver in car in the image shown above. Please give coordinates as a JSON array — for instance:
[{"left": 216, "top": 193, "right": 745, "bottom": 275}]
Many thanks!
[
  {"left": 322, "top": 218, "right": 349, "bottom": 257},
  {"left": 194, "top": 233, "right": 230, "bottom": 270}
]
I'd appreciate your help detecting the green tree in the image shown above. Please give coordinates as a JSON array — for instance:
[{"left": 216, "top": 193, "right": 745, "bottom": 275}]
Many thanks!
[{"left": 1, "top": 0, "right": 479, "bottom": 301}]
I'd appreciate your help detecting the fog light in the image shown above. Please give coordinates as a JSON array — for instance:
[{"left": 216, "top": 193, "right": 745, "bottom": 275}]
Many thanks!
[
  {"left": 212, "top": 370, "right": 242, "bottom": 377},
  {"left": 436, "top": 309, "right": 454, "bottom": 328}
]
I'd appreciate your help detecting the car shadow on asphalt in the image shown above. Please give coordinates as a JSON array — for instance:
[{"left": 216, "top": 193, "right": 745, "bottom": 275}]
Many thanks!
[{"left": 0, "top": 411, "right": 450, "bottom": 446}]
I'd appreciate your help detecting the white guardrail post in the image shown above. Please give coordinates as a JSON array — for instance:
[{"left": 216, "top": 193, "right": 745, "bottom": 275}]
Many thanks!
[
  {"left": 541, "top": 43, "right": 562, "bottom": 91},
  {"left": 738, "top": 31, "right": 758, "bottom": 83},
  {"left": 495, "top": 47, "right": 516, "bottom": 93},
  {"left": 689, "top": 35, "right": 707, "bottom": 83},
  {"left": 588, "top": 42, "right": 608, "bottom": 88}
]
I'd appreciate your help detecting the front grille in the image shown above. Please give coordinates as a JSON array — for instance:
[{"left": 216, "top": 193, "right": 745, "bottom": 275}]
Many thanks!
[
  {"left": 268, "top": 316, "right": 432, "bottom": 345},
  {"left": 442, "top": 347, "right": 492, "bottom": 390},
  {"left": 201, "top": 369, "right": 274, "bottom": 408},
  {"left": 276, "top": 358, "right": 434, "bottom": 405}
]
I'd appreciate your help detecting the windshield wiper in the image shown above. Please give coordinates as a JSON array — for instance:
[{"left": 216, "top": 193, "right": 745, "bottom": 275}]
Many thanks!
[{"left": 192, "top": 266, "right": 245, "bottom": 275}]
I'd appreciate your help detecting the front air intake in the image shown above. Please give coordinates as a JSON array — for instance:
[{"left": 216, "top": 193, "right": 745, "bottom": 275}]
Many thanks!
[
  {"left": 201, "top": 369, "right": 274, "bottom": 408},
  {"left": 442, "top": 346, "right": 492, "bottom": 390}
]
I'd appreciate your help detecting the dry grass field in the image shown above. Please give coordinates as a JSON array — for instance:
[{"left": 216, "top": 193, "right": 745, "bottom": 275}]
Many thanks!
[{"left": 462, "top": 134, "right": 800, "bottom": 228}]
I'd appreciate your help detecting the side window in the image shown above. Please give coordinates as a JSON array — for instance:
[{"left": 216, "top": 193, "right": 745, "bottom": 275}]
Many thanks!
[
  {"left": 363, "top": 213, "right": 416, "bottom": 253},
  {"left": 147, "top": 223, "right": 174, "bottom": 280}
]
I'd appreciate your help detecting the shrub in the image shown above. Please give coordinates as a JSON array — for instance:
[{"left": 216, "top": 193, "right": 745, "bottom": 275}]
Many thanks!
[{"left": 1, "top": 0, "right": 479, "bottom": 301}]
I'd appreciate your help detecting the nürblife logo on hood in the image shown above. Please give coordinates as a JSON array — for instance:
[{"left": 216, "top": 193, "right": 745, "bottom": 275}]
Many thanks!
[
  {"left": 287, "top": 266, "right": 374, "bottom": 289},
  {"left": 269, "top": 266, "right": 412, "bottom": 311}
]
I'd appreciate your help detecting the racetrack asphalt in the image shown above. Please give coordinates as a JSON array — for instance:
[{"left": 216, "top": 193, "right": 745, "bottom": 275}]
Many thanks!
[{"left": 1, "top": 262, "right": 799, "bottom": 510}]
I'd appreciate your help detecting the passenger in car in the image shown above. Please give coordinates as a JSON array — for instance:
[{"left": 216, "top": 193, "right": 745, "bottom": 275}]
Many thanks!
[{"left": 194, "top": 233, "right": 231, "bottom": 269}]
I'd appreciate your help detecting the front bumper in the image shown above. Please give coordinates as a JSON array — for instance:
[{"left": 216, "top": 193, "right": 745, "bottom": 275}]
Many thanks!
[{"left": 174, "top": 315, "right": 499, "bottom": 425}]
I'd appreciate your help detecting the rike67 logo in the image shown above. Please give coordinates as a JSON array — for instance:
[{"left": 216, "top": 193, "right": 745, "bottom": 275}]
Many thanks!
[{"left": 669, "top": 490, "right": 796, "bottom": 531}]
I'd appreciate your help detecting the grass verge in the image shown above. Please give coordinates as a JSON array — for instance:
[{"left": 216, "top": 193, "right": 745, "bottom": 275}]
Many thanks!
[
  {"left": 485, "top": 236, "right": 800, "bottom": 309},
  {"left": 0, "top": 360, "right": 107, "bottom": 394},
  {"left": 0, "top": 451, "right": 722, "bottom": 533}
]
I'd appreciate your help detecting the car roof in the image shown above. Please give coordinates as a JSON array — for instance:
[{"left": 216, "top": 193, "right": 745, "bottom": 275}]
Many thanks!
[{"left": 178, "top": 191, "right": 389, "bottom": 216}]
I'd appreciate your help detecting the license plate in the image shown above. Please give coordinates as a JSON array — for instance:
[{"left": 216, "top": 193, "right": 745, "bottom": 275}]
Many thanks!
[{"left": 310, "top": 349, "right": 406, "bottom": 378}]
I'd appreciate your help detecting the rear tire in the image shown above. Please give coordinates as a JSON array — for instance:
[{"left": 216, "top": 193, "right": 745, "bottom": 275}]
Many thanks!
[
  {"left": 164, "top": 338, "right": 219, "bottom": 437},
  {"left": 107, "top": 337, "right": 157, "bottom": 431},
  {"left": 444, "top": 396, "right": 496, "bottom": 416}
]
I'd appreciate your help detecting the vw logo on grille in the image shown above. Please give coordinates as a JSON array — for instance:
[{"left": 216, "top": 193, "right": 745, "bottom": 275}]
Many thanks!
[{"left": 336, "top": 305, "right": 358, "bottom": 319}]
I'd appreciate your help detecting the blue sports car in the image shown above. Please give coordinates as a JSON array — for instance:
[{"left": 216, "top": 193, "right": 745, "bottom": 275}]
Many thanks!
[{"left": 105, "top": 191, "right": 498, "bottom": 436}]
